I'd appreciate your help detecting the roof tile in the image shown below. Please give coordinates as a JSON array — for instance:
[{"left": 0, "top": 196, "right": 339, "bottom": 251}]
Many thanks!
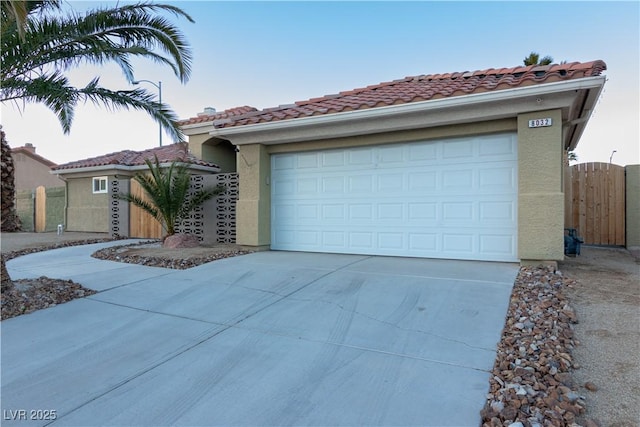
[
  {"left": 179, "top": 60, "right": 606, "bottom": 130},
  {"left": 178, "top": 105, "right": 259, "bottom": 126},
  {"left": 52, "top": 142, "right": 218, "bottom": 171}
]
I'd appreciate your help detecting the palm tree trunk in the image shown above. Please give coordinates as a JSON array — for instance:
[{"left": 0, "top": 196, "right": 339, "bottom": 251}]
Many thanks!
[
  {"left": 1, "top": 125, "right": 21, "bottom": 291},
  {"left": 1, "top": 126, "right": 22, "bottom": 232}
]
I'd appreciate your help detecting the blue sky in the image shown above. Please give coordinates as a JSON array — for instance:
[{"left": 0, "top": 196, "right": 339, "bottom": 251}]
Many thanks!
[{"left": 2, "top": 1, "right": 639, "bottom": 165}]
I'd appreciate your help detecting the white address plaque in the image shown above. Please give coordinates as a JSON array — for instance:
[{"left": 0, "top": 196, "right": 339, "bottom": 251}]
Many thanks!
[{"left": 528, "top": 118, "right": 553, "bottom": 128}]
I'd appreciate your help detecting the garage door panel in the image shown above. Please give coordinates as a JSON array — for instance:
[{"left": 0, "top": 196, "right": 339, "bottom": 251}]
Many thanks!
[
  {"left": 442, "top": 139, "right": 474, "bottom": 159},
  {"left": 273, "top": 155, "right": 295, "bottom": 170},
  {"left": 377, "top": 173, "right": 403, "bottom": 192},
  {"left": 271, "top": 134, "right": 518, "bottom": 261},
  {"left": 321, "top": 176, "right": 344, "bottom": 193},
  {"left": 349, "top": 232, "right": 374, "bottom": 249},
  {"left": 409, "top": 233, "right": 438, "bottom": 251},
  {"left": 273, "top": 178, "right": 295, "bottom": 196},
  {"left": 478, "top": 133, "right": 516, "bottom": 157},
  {"left": 296, "top": 152, "right": 318, "bottom": 168},
  {"left": 479, "top": 201, "right": 516, "bottom": 222},
  {"left": 378, "top": 145, "right": 405, "bottom": 163},
  {"left": 408, "top": 203, "right": 438, "bottom": 221},
  {"left": 348, "top": 175, "right": 373, "bottom": 192},
  {"left": 478, "top": 167, "right": 516, "bottom": 189},
  {"left": 442, "top": 233, "right": 475, "bottom": 253},
  {"left": 348, "top": 148, "right": 373, "bottom": 165},
  {"left": 349, "top": 204, "right": 374, "bottom": 220},
  {"left": 408, "top": 143, "right": 437, "bottom": 161},
  {"left": 479, "top": 235, "right": 515, "bottom": 255},
  {"left": 322, "top": 151, "right": 345, "bottom": 167},
  {"left": 408, "top": 171, "right": 438, "bottom": 191},
  {"left": 442, "top": 169, "right": 474, "bottom": 190}
]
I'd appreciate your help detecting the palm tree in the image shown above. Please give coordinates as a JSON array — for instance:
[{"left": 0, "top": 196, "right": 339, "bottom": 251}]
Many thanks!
[
  {"left": 117, "top": 156, "right": 223, "bottom": 239},
  {"left": 523, "top": 52, "right": 554, "bottom": 66},
  {"left": 1, "top": 0, "right": 193, "bottom": 139},
  {"left": 1, "top": 0, "right": 194, "bottom": 290}
]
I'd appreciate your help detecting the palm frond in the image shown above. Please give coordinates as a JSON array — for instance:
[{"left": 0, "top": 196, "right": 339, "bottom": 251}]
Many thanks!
[
  {"left": 0, "top": 1, "right": 193, "bottom": 141},
  {"left": 115, "top": 192, "right": 161, "bottom": 224},
  {"left": 179, "top": 185, "right": 224, "bottom": 220},
  {"left": 117, "top": 156, "right": 222, "bottom": 238}
]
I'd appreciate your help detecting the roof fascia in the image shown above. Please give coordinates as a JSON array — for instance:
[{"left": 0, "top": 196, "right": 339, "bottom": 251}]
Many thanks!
[
  {"left": 51, "top": 162, "right": 219, "bottom": 176},
  {"left": 207, "top": 76, "right": 605, "bottom": 146}
]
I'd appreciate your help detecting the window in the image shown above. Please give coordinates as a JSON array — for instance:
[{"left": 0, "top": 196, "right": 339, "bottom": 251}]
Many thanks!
[{"left": 92, "top": 177, "right": 108, "bottom": 194}]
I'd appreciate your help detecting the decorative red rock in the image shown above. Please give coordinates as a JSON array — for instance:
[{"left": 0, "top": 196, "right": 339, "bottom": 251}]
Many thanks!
[{"left": 163, "top": 233, "right": 200, "bottom": 249}]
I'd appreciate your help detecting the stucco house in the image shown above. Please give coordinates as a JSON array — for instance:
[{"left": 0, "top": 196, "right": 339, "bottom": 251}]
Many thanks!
[
  {"left": 51, "top": 142, "right": 220, "bottom": 233},
  {"left": 180, "top": 60, "right": 607, "bottom": 265},
  {"left": 11, "top": 143, "right": 64, "bottom": 190}
]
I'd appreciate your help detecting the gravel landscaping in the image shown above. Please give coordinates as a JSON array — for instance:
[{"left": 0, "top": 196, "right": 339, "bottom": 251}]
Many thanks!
[
  {"left": 481, "top": 266, "right": 586, "bottom": 426},
  {"left": 91, "top": 241, "right": 254, "bottom": 269},
  {"left": 2, "top": 237, "right": 636, "bottom": 426}
]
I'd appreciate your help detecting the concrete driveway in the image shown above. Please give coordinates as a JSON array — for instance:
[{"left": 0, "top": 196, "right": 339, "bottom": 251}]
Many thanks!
[{"left": 2, "top": 242, "right": 518, "bottom": 426}]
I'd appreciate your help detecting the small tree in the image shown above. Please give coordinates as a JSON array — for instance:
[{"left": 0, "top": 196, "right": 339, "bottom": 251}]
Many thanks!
[
  {"left": 118, "top": 156, "right": 223, "bottom": 239},
  {"left": 523, "top": 52, "right": 554, "bottom": 66}
]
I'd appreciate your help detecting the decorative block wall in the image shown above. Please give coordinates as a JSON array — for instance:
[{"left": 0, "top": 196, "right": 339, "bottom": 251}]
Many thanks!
[{"left": 110, "top": 173, "right": 238, "bottom": 243}]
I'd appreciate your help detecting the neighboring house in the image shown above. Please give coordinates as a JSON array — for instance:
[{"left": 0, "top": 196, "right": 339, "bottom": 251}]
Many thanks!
[
  {"left": 11, "top": 143, "right": 64, "bottom": 190},
  {"left": 180, "top": 60, "right": 607, "bottom": 265},
  {"left": 51, "top": 142, "right": 220, "bottom": 233}
]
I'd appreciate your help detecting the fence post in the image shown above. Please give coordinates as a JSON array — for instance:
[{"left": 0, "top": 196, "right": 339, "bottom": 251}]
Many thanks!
[{"left": 34, "top": 185, "right": 46, "bottom": 232}]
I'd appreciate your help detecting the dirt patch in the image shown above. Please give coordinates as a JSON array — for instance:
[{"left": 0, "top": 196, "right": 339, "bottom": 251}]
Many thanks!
[{"left": 560, "top": 246, "right": 640, "bottom": 426}]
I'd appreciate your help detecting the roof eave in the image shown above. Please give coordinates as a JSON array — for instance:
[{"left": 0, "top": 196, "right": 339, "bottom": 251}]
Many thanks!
[
  {"left": 564, "top": 78, "right": 606, "bottom": 151},
  {"left": 51, "top": 162, "right": 220, "bottom": 176},
  {"left": 207, "top": 76, "right": 606, "bottom": 146}
]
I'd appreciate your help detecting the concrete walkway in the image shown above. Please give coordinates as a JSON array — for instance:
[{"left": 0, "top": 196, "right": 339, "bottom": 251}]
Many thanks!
[{"left": 2, "top": 241, "right": 518, "bottom": 426}]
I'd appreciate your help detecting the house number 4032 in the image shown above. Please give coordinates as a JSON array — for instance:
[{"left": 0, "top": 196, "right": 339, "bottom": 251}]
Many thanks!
[{"left": 528, "top": 118, "right": 553, "bottom": 128}]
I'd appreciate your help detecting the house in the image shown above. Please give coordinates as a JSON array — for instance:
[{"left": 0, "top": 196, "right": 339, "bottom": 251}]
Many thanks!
[
  {"left": 11, "top": 143, "right": 64, "bottom": 190},
  {"left": 51, "top": 142, "right": 220, "bottom": 233},
  {"left": 183, "top": 60, "right": 607, "bottom": 265}
]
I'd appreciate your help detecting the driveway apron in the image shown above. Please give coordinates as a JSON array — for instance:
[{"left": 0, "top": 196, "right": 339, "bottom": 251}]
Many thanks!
[{"left": 2, "top": 245, "right": 518, "bottom": 426}]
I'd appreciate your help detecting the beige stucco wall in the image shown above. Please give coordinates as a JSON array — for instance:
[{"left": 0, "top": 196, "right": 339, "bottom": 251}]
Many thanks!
[
  {"left": 13, "top": 153, "right": 64, "bottom": 190},
  {"left": 236, "top": 144, "right": 271, "bottom": 246},
  {"left": 626, "top": 164, "right": 640, "bottom": 248},
  {"left": 517, "top": 109, "right": 564, "bottom": 263},
  {"left": 188, "top": 134, "right": 237, "bottom": 172},
  {"left": 66, "top": 176, "right": 110, "bottom": 232}
]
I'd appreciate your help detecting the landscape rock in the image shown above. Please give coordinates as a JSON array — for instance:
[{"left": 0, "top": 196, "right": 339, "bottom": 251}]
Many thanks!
[
  {"left": 481, "top": 266, "right": 584, "bottom": 425},
  {"left": 163, "top": 233, "right": 200, "bottom": 249}
]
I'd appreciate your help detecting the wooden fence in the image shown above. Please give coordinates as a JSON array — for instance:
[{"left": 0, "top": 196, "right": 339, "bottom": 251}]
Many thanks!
[
  {"left": 128, "top": 180, "right": 164, "bottom": 239},
  {"left": 34, "top": 186, "right": 46, "bottom": 232},
  {"left": 566, "top": 162, "right": 625, "bottom": 245}
]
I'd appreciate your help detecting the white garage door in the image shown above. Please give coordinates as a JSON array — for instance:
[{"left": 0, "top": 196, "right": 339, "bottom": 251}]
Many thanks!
[{"left": 271, "top": 133, "right": 518, "bottom": 261}]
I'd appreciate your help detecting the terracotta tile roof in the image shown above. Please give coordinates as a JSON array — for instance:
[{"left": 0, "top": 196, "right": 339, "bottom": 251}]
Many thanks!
[
  {"left": 181, "top": 60, "right": 606, "bottom": 129},
  {"left": 178, "top": 105, "right": 259, "bottom": 126},
  {"left": 52, "top": 142, "right": 218, "bottom": 171}
]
